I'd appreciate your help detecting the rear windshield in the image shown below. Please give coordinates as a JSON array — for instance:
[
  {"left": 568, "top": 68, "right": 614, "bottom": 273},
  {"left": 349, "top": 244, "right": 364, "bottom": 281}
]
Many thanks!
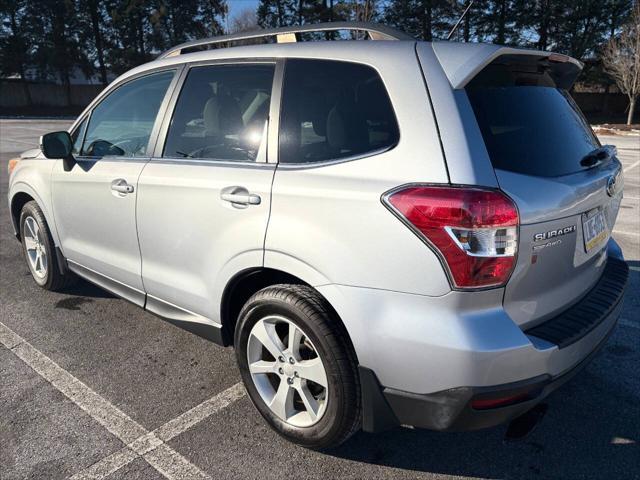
[{"left": 466, "top": 61, "right": 599, "bottom": 177}]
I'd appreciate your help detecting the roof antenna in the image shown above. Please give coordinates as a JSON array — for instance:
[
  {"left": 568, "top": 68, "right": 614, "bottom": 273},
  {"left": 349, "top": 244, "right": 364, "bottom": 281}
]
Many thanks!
[{"left": 447, "top": 0, "right": 475, "bottom": 40}]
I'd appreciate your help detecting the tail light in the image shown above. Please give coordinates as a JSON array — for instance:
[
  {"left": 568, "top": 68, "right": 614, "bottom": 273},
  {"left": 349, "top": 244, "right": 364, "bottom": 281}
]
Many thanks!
[{"left": 384, "top": 186, "right": 519, "bottom": 289}]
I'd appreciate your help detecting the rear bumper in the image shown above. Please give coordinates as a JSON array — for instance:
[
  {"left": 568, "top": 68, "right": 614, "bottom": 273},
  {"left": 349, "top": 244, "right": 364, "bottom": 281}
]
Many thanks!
[
  {"left": 374, "top": 310, "right": 618, "bottom": 431},
  {"left": 319, "top": 240, "right": 628, "bottom": 433}
]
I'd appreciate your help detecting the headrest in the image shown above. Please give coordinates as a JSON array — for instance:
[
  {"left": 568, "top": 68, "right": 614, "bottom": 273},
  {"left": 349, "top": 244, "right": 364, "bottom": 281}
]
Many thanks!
[
  {"left": 326, "top": 98, "right": 368, "bottom": 152},
  {"left": 203, "top": 95, "right": 243, "bottom": 137}
]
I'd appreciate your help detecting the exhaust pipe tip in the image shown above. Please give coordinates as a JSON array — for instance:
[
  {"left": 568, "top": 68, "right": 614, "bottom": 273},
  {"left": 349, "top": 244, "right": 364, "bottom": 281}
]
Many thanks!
[{"left": 504, "top": 403, "right": 548, "bottom": 442}]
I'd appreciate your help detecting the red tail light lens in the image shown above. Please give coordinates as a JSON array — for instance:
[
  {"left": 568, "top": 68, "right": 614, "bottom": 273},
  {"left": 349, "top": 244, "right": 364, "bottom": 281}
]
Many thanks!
[{"left": 385, "top": 186, "right": 519, "bottom": 289}]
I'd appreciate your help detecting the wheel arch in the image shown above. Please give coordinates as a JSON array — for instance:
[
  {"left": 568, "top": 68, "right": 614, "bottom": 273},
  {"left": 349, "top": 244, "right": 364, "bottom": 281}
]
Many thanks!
[
  {"left": 10, "top": 191, "right": 35, "bottom": 239},
  {"left": 10, "top": 181, "right": 61, "bottom": 248},
  {"left": 220, "top": 267, "right": 359, "bottom": 365}
]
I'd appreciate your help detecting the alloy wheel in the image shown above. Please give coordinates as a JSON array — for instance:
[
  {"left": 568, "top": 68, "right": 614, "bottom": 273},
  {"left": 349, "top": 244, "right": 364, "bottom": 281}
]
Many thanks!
[
  {"left": 247, "top": 315, "right": 329, "bottom": 427},
  {"left": 23, "top": 216, "right": 47, "bottom": 279}
]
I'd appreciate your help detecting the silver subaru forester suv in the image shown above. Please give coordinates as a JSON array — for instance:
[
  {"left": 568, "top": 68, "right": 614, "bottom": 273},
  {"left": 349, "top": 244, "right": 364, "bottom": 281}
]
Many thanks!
[{"left": 8, "top": 23, "right": 628, "bottom": 449}]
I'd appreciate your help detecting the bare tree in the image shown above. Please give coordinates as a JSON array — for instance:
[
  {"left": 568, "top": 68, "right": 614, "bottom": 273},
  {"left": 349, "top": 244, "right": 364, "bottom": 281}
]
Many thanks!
[
  {"left": 602, "top": 1, "right": 640, "bottom": 124},
  {"left": 353, "top": 0, "right": 377, "bottom": 22},
  {"left": 230, "top": 7, "right": 259, "bottom": 33}
]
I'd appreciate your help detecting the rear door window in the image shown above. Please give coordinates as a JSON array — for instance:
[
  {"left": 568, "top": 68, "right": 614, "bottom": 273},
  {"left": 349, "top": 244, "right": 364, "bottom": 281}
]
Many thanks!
[
  {"left": 278, "top": 59, "right": 399, "bottom": 164},
  {"left": 163, "top": 64, "right": 275, "bottom": 162},
  {"left": 466, "top": 63, "right": 599, "bottom": 178}
]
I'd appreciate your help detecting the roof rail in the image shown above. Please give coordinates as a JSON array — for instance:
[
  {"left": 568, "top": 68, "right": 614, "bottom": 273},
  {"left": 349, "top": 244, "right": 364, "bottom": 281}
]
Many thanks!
[{"left": 158, "top": 22, "right": 414, "bottom": 59}]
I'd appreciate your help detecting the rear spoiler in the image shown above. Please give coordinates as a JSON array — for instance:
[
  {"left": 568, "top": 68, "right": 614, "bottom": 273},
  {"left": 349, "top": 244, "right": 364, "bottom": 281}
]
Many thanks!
[{"left": 432, "top": 41, "right": 583, "bottom": 90}]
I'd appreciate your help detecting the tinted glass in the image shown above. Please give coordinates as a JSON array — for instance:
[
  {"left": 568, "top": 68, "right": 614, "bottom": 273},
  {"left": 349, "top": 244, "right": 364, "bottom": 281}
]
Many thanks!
[
  {"left": 71, "top": 117, "right": 87, "bottom": 155},
  {"left": 279, "top": 59, "right": 399, "bottom": 164},
  {"left": 466, "top": 65, "right": 599, "bottom": 177},
  {"left": 82, "top": 71, "right": 174, "bottom": 157},
  {"left": 164, "top": 64, "right": 275, "bottom": 162}
]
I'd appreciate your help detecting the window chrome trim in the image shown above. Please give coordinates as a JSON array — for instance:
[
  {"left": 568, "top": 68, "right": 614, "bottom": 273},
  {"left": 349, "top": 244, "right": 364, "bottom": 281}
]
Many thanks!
[
  {"left": 148, "top": 157, "right": 276, "bottom": 169},
  {"left": 73, "top": 157, "right": 150, "bottom": 164},
  {"left": 275, "top": 145, "right": 396, "bottom": 170}
]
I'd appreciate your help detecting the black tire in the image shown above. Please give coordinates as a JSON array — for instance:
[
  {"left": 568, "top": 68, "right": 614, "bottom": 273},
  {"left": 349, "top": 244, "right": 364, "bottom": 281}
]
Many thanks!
[
  {"left": 19, "top": 201, "right": 76, "bottom": 291},
  {"left": 235, "top": 284, "right": 361, "bottom": 450}
]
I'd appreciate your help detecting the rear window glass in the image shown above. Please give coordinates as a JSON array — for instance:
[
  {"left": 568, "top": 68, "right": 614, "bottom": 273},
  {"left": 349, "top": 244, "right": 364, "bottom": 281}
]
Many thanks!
[
  {"left": 279, "top": 59, "right": 399, "bottom": 164},
  {"left": 466, "top": 63, "right": 599, "bottom": 177}
]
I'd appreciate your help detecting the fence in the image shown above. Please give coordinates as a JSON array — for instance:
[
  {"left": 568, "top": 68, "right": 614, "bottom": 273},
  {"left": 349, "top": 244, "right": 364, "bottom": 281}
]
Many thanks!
[
  {"left": 572, "top": 92, "right": 632, "bottom": 119},
  {"left": 0, "top": 80, "right": 635, "bottom": 123},
  {"left": 0, "top": 81, "right": 104, "bottom": 109}
]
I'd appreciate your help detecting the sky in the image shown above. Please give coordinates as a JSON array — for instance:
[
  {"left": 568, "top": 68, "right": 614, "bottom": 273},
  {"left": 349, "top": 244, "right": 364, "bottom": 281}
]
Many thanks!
[{"left": 227, "top": 0, "right": 260, "bottom": 21}]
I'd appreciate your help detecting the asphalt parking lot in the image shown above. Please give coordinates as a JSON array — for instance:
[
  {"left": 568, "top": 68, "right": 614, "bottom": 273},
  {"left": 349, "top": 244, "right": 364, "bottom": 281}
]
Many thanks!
[{"left": 1, "top": 119, "right": 639, "bottom": 480}]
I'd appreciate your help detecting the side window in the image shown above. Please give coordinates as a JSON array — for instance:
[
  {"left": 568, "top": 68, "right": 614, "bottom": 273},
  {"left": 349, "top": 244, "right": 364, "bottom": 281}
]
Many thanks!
[
  {"left": 70, "top": 117, "right": 88, "bottom": 155},
  {"left": 163, "top": 64, "right": 275, "bottom": 162},
  {"left": 82, "top": 71, "right": 174, "bottom": 157},
  {"left": 279, "top": 59, "right": 399, "bottom": 164}
]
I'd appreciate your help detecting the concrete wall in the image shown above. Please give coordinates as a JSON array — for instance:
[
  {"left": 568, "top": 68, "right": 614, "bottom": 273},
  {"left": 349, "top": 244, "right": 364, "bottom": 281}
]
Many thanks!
[
  {"left": 0, "top": 80, "right": 634, "bottom": 122},
  {"left": 0, "top": 81, "right": 104, "bottom": 108},
  {"left": 572, "top": 92, "right": 631, "bottom": 116}
]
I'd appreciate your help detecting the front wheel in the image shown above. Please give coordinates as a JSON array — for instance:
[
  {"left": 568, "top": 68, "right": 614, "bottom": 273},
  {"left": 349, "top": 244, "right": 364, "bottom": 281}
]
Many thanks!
[
  {"left": 235, "top": 284, "right": 361, "bottom": 449},
  {"left": 19, "top": 201, "right": 75, "bottom": 291}
]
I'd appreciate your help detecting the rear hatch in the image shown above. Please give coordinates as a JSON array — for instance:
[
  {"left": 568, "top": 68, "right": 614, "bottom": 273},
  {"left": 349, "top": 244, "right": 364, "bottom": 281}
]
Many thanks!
[{"left": 464, "top": 54, "right": 624, "bottom": 328}]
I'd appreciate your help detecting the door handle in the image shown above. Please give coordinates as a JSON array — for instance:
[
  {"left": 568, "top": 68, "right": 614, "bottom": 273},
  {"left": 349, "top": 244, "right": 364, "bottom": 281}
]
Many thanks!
[
  {"left": 220, "top": 186, "right": 261, "bottom": 207},
  {"left": 111, "top": 179, "right": 134, "bottom": 194}
]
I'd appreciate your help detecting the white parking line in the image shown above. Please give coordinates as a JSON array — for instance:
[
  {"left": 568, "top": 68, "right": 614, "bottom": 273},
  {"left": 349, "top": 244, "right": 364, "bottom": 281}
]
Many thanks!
[
  {"left": 613, "top": 229, "right": 640, "bottom": 237},
  {"left": 70, "top": 449, "right": 139, "bottom": 479},
  {"left": 624, "top": 160, "right": 639, "bottom": 173},
  {"left": 72, "top": 383, "right": 245, "bottom": 479},
  {"left": 0, "top": 321, "right": 244, "bottom": 480},
  {"left": 154, "top": 382, "right": 245, "bottom": 442}
]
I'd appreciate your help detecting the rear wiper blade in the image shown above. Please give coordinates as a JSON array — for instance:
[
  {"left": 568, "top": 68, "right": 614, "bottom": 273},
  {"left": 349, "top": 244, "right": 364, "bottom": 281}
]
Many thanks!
[{"left": 580, "top": 145, "right": 617, "bottom": 167}]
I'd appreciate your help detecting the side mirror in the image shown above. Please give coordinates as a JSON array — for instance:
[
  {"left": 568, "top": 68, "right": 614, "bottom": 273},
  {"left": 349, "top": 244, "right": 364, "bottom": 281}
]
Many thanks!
[{"left": 40, "top": 131, "right": 75, "bottom": 171}]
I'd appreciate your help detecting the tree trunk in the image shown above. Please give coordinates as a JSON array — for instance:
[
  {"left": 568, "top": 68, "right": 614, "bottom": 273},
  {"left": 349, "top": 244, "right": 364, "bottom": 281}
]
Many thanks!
[
  {"left": 89, "top": 0, "right": 108, "bottom": 85},
  {"left": 276, "top": 0, "right": 284, "bottom": 27},
  {"left": 628, "top": 96, "right": 637, "bottom": 125},
  {"left": 537, "top": 0, "right": 549, "bottom": 50},
  {"left": 9, "top": 9, "right": 32, "bottom": 105},
  {"left": 497, "top": 0, "right": 506, "bottom": 45},
  {"left": 421, "top": 0, "right": 432, "bottom": 41},
  {"left": 601, "top": 83, "right": 614, "bottom": 115},
  {"left": 20, "top": 71, "right": 32, "bottom": 107},
  {"left": 464, "top": 7, "right": 470, "bottom": 42},
  {"left": 63, "top": 72, "right": 72, "bottom": 108},
  {"left": 137, "top": 10, "right": 145, "bottom": 55}
]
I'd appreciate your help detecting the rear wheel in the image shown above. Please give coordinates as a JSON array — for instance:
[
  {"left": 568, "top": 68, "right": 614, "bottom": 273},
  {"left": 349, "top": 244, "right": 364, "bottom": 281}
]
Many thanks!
[
  {"left": 19, "top": 201, "right": 75, "bottom": 291},
  {"left": 235, "top": 284, "right": 360, "bottom": 449}
]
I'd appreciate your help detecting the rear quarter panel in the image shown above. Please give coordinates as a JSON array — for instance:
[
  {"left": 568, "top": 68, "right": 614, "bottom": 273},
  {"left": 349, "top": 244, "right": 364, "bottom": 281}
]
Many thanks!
[{"left": 266, "top": 47, "right": 451, "bottom": 295}]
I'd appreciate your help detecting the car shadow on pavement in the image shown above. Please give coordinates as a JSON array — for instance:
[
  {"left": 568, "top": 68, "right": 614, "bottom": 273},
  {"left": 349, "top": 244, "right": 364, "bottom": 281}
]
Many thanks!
[
  {"left": 61, "top": 279, "right": 116, "bottom": 299},
  {"left": 328, "top": 260, "right": 640, "bottom": 479},
  {"left": 330, "top": 375, "right": 638, "bottom": 479}
]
